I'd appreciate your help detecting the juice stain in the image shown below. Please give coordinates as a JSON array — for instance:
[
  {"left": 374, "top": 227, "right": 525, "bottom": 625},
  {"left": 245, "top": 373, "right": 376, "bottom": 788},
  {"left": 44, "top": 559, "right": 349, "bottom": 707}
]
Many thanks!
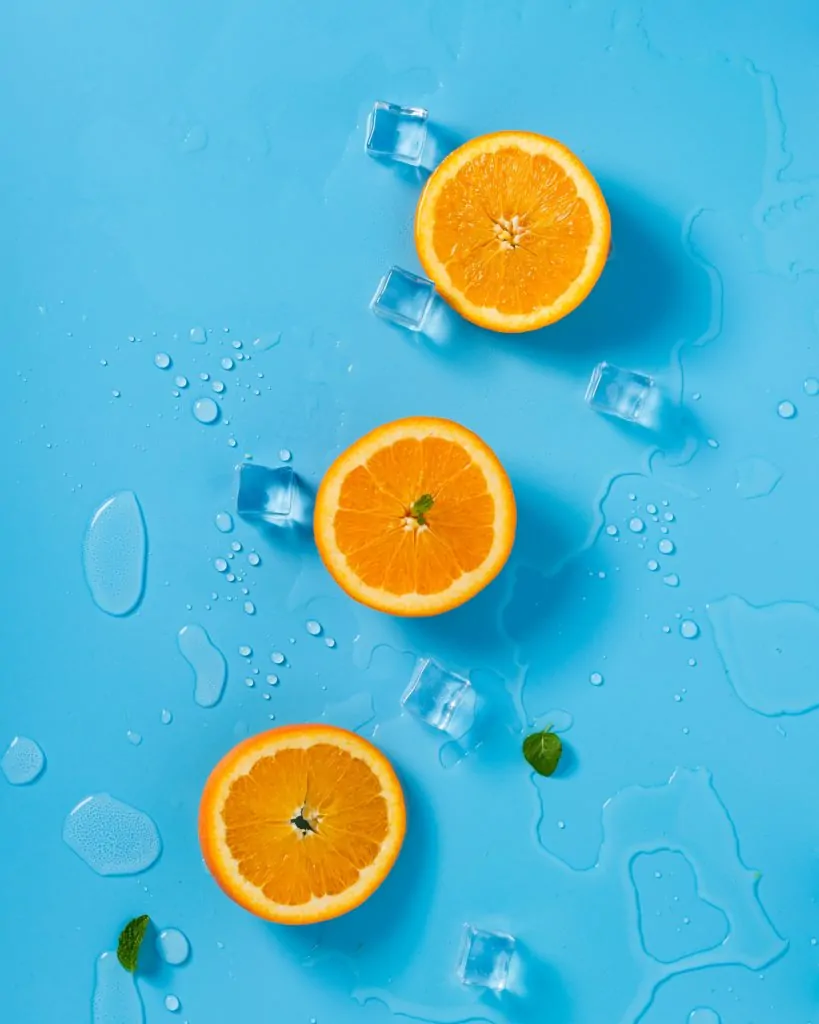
[
  {"left": 1, "top": 736, "right": 46, "bottom": 784},
  {"left": 177, "top": 624, "right": 227, "bottom": 708},
  {"left": 63, "top": 793, "right": 162, "bottom": 875},
  {"left": 82, "top": 491, "right": 147, "bottom": 616},
  {"left": 707, "top": 595, "right": 819, "bottom": 715},
  {"left": 92, "top": 951, "right": 144, "bottom": 1024}
]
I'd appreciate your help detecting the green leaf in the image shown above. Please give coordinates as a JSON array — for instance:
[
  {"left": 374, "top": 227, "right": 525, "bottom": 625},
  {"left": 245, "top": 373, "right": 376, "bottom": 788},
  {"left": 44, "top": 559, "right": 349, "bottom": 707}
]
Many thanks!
[
  {"left": 522, "top": 729, "right": 563, "bottom": 777},
  {"left": 117, "top": 915, "right": 151, "bottom": 973},
  {"left": 409, "top": 493, "right": 435, "bottom": 525}
]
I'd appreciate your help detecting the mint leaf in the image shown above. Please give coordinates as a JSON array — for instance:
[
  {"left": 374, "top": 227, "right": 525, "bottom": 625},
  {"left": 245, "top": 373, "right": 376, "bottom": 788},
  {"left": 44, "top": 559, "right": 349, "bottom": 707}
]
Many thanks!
[
  {"left": 117, "top": 915, "right": 151, "bottom": 973},
  {"left": 522, "top": 729, "right": 562, "bottom": 777},
  {"left": 409, "top": 493, "right": 434, "bottom": 525}
]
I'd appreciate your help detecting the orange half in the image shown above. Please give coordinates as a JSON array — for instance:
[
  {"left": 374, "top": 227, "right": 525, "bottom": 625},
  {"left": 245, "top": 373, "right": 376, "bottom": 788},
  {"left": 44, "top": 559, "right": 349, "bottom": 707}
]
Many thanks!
[
  {"left": 199, "top": 725, "right": 406, "bottom": 924},
  {"left": 314, "top": 417, "right": 516, "bottom": 616},
  {"left": 415, "top": 131, "right": 610, "bottom": 333}
]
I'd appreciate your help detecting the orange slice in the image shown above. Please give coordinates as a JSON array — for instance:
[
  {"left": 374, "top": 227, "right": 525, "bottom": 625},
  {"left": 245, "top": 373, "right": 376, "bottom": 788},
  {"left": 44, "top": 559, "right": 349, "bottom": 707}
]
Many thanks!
[
  {"left": 314, "top": 416, "right": 516, "bottom": 616},
  {"left": 199, "top": 725, "right": 405, "bottom": 924},
  {"left": 415, "top": 131, "right": 610, "bottom": 333}
]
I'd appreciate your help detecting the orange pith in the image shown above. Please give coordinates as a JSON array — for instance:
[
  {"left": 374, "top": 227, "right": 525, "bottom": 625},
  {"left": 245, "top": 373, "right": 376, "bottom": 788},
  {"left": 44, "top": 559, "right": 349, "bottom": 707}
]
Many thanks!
[
  {"left": 199, "top": 725, "right": 406, "bottom": 924},
  {"left": 415, "top": 131, "right": 610, "bottom": 333},
  {"left": 314, "top": 417, "right": 516, "bottom": 616}
]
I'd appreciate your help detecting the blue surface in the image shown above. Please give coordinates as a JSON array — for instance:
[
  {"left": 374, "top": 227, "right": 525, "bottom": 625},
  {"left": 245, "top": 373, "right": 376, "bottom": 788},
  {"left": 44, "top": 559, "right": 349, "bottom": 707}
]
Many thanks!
[{"left": 3, "top": 1, "right": 819, "bottom": 1022}]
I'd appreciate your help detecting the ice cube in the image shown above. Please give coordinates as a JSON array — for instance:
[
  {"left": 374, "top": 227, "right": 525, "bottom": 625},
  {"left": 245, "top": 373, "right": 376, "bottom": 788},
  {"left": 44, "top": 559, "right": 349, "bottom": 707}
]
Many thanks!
[
  {"left": 585, "top": 362, "right": 660, "bottom": 426},
  {"left": 401, "top": 658, "right": 476, "bottom": 737},
  {"left": 365, "top": 101, "right": 428, "bottom": 166},
  {"left": 237, "top": 464, "right": 294, "bottom": 523},
  {"left": 457, "top": 926, "right": 516, "bottom": 992},
  {"left": 371, "top": 267, "right": 436, "bottom": 332}
]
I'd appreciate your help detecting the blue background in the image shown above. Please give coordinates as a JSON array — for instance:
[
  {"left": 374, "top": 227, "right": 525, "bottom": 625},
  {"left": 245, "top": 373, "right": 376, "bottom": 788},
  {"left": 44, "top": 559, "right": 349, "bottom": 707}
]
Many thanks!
[{"left": 3, "top": 1, "right": 819, "bottom": 1022}]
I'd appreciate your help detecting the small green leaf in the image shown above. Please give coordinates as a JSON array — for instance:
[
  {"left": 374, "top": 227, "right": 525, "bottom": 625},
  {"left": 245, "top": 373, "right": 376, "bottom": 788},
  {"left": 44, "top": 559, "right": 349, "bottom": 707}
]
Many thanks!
[
  {"left": 409, "top": 493, "right": 435, "bottom": 525},
  {"left": 522, "top": 729, "right": 563, "bottom": 777},
  {"left": 117, "top": 915, "right": 151, "bottom": 973}
]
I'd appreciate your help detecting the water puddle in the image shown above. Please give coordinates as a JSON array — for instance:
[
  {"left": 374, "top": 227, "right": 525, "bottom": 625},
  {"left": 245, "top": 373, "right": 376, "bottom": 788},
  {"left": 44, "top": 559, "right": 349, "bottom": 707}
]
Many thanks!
[
  {"left": 92, "top": 951, "right": 144, "bottom": 1024},
  {"left": 82, "top": 491, "right": 147, "bottom": 616},
  {"left": 63, "top": 793, "right": 162, "bottom": 875},
  {"left": 322, "top": 693, "right": 376, "bottom": 733},
  {"left": 707, "top": 595, "right": 819, "bottom": 715},
  {"left": 178, "top": 624, "right": 227, "bottom": 707},
  {"left": 734, "top": 457, "right": 782, "bottom": 499}
]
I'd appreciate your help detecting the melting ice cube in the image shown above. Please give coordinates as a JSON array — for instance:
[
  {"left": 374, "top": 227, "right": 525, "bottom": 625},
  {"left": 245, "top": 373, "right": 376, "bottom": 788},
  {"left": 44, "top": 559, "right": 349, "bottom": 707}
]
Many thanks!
[
  {"left": 365, "top": 101, "right": 429, "bottom": 166},
  {"left": 401, "top": 658, "right": 476, "bottom": 737},
  {"left": 457, "top": 925, "right": 516, "bottom": 992},
  {"left": 370, "top": 267, "right": 436, "bottom": 332},
  {"left": 585, "top": 361, "right": 660, "bottom": 427},
  {"left": 237, "top": 464, "right": 295, "bottom": 523}
]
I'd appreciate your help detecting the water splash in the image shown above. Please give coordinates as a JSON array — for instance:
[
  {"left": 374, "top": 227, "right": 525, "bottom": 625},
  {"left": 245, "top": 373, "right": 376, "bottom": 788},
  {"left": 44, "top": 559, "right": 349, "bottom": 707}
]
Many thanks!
[
  {"left": 707, "top": 595, "right": 819, "bottom": 715},
  {"left": 1, "top": 736, "right": 46, "bottom": 784},
  {"left": 92, "top": 951, "right": 144, "bottom": 1024},
  {"left": 178, "top": 625, "right": 227, "bottom": 708},
  {"left": 63, "top": 793, "right": 162, "bottom": 875},
  {"left": 82, "top": 492, "right": 147, "bottom": 616}
]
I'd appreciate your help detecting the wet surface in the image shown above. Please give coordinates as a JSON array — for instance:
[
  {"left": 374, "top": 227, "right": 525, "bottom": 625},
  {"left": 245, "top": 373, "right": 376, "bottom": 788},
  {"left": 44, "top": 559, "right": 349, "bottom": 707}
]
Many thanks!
[{"left": 4, "top": 0, "right": 819, "bottom": 1021}]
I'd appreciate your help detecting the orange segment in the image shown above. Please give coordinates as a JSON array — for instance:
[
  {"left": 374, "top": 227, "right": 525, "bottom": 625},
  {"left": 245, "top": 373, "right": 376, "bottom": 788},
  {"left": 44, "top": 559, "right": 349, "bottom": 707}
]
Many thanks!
[
  {"left": 199, "top": 725, "right": 405, "bottom": 924},
  {"left": 415, "top": 131, "right": 610, "bottom": 333},
  {"left": 314, "top": 417, "right": 516, "bottom": 616}
]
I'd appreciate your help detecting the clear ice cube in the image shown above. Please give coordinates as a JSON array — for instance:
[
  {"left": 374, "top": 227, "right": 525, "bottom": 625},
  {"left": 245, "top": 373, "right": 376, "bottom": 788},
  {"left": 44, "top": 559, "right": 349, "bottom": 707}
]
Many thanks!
[
  {"left": 585, "top": 361, "right": 660, "bottom": 426},
  {"left": 457, "top": 926, "right": 516, "bottom": 992},
  {"left": 401, "top": 658, "right": 476, "bottom": 737},
  {"left": 365, "top": 101, "right": 428, "bottom": 166},
  {"left": 371, "top": 267, "right": 436, "bottom": 332},
  {"left": 237, "top": 464, "right": 295, "bottom": 523}
]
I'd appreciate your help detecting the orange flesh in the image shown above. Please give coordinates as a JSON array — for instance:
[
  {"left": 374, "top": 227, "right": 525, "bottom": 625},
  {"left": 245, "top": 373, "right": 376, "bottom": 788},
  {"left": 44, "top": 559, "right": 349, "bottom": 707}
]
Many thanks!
[
  {"left": 333, "top": 436, "right": 495, "bottom": 596},
  {"left": 222, "top": 743, "right": 389, "bottom": 906},
  {"left": 430, "top": 147, "right": 594, "bottom": 314}
]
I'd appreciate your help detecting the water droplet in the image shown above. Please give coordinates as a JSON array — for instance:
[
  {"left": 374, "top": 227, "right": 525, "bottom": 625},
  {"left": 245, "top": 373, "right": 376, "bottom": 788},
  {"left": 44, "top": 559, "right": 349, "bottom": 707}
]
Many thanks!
[
  {"left": 557, "top": 820, "right": 566, "bottom": 829},
  {"left": 220, "top": 357, "right": 234, "bottom": 371},
  {"left": 177, "top": 625, "right": 227, "bottom": 708},
  {"left": 663, "top": 574, "right": 680, "bottom": 587},
  {"left": 164, "top": 995, "right": 181, "bottom": 1013},
  {"left": 83, "top": 492, "right": 147, "bottom": 617},
  {"left": 646, "top": 503, "right": 657, "bottom": 514},
  {"left": 688, "top": 658, "right": 697, "bottom": 667},
  {"left": 244, "top": 677, "right": 255, "bottom": 687},
  {"left": 181, "top": 124, "right": 208, "bottom": 152},
  {"left": 1, "top": 736, "right": 46, "bottom": 785},
  {"left": 271, "top": 652, "right": 285, "bottom": 665},
  {"left": 279, "top": 448, "right": 292, "bottom": 462},
  {"left": 647, "top": 560, "right": 659, "bottom": 572},
  {"left": 156, "top": 928, "right": 190, "bottom": 965},
  {"left": 680, "top": 620, "right": 700, "bottom": 639},
  {"left": 126, "top": 730, "right": 142, "bottom": 746},
  {"left": 629, "top": 517, "right": 645, "bottom": 533},
  {"left": 706, "top": 438, "right": 719, "bottom": 449},
  {"left": 214, "top": 558, "right": 228, "bottom": 573},
  {"left": 804, "top": 377, "right": 819, "bottom": 396},
  {"left": 687, "top": 1011, "right": 721, "bottom": 1024},
  {"left": 92, "top": 950, "right": 144, "bottom": 1024},
  {"left": 215, "top": 512, "right": 233, "bottom": 533},
  {"left": 189, "top": 326, "right": 206, "bottom": 344},
  {"left": 199, "top": 371, "right": 210, "bottom": 381},
  {"left": 247, "top": 552, "right": 261, "bottom": 566},
  {"left": 658, "top": 539, "right": 675, "bottom": 555},
  {"left": 243, "top": 601, "right": 256, "bottom": 615},
  {"left": 192, "top": 398, "right": 220, "bottom": 424},
  {"left": 267, "top": 674, "right": 279, "bottom": 685},
  {"left": 735, "top": 457, "right": 783, "bottom": 499},
  {"left": 590, "top": 672, "right": 604, "bottom": 686},
  {"left": 154, "top": 353, "right": 171, "bottom": 370},
  {"left": 605, "top": 524, "right": 618, "bottom": 536},
  {"left": 232, "top": 339, "right": 243, "bottom": 349},
  {"left": 325, "top": 637, "right": 337, "bottom": 649},
  {"left": 112, "top": 389, "right": 121, "bottom": 398},
  {"left": 252, "top": 332, "right": 281, "bottom": 352},
  {"left": 306, "top": 620, "right": 322, "bottom": 636},
  {"left": 230, "top": 541, "right": 242, "bottom": 552},
  {"left": 63, "top": 793, "right": 162, "bottom": 875},
  {"left": 238, "top": 645, "right": 252, "bottom": 657},
  {"left": 777, "top": 400, "right": 796, "bottom": 419},
  {"left": 160, "top": 709, "right": 173, "bottom": 725},
  {"left": 211, "top": 380, "right": 225, "bottom": 394},
  {"left": 174, "top": 375, "right": 188, "bottom": 389}
]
